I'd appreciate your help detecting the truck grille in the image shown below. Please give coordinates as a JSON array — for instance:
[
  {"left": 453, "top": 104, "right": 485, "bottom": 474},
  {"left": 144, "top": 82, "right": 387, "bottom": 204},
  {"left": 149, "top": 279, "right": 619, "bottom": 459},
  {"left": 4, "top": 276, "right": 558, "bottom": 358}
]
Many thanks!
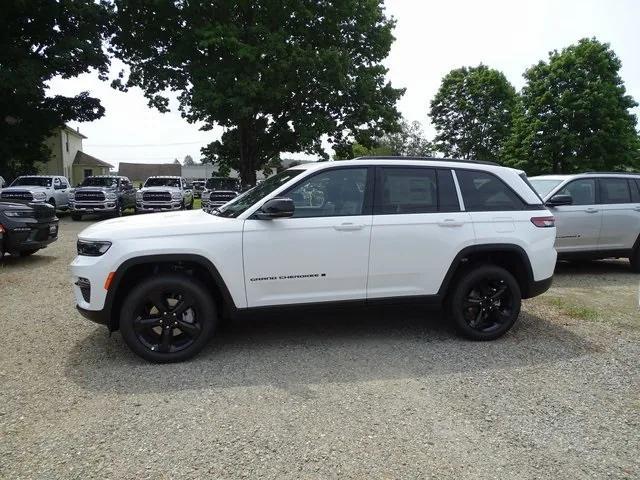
[
  {"left": 143, "top": 192, "right": 171, "bottom": 202},
  {"left": 75, "top": 190, "right": 106, "bottom": 202},
  {"left": 210, "top": 192, "right": 237, "bottom": 202},
  {"left": 1, "top": 190, "right": 33, "bottom": 201}
]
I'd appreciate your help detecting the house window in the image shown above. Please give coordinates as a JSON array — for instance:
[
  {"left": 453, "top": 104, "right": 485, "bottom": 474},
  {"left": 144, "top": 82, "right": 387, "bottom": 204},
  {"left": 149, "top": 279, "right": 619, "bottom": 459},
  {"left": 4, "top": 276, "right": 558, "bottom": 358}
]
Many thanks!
[
  {"left": 65, "top": 132, "right": 69, "bottom": 153},
  {"left": 84, "top": 169, "right": 93, "bottom": 178}
]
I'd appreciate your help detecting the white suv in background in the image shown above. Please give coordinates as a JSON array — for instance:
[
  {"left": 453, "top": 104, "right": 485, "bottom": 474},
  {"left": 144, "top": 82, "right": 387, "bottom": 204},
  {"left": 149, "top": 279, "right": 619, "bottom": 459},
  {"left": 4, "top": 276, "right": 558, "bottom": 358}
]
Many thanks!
[
  {"left": 71, "top": 157, "right": 557, "bottom": 362},
  {"left": 530, "top": 173, "right": 640, "bottom": 271},
  {"left": 0, "top": 175, "right": 71, "bottom": 209}
]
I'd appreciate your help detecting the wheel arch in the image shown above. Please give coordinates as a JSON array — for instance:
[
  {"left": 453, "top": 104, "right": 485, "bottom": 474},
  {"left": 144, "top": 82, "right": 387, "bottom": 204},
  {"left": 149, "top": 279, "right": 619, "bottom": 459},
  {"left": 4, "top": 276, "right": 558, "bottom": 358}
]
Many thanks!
[
  {"left": 438, "top": 244, "right": 536, "bottom": 299},
  {"left": 105, "top": 254, "right": 236, "bottom": 331}
]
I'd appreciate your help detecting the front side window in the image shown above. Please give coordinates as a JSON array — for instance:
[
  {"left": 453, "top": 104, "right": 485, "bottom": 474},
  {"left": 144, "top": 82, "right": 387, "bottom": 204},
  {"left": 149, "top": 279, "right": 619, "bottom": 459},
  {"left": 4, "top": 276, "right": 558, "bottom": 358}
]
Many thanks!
[
  {"left": 599, "top": 178, "right": 631, "bottom": 204},
  {"left": 286, "top": 168, "right": 368, "bottom": 218},
  {"left": 377, "top": 168, "right": 437, "bottom": 214},
  {"left": 557, "top": 179, "right": 596, "bottom": 205},
  {"left": 456, "top": 170, "right": 525, "bottom": 211},
  {"left": 215, "top": 169, "right": 303, "bottom": 218}
]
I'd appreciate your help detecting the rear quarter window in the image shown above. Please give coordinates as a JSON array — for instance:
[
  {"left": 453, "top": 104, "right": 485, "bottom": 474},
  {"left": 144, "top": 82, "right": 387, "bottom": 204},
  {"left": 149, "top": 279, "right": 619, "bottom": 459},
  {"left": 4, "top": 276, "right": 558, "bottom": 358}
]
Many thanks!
[{"left": 456, "top": 170, "right": 526, "bottom": 211}]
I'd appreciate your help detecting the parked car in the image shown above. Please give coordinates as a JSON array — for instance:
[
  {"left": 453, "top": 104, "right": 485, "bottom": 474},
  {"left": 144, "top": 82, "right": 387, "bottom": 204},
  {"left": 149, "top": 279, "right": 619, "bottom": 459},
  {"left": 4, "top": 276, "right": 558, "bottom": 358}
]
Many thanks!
[
  {"left": 136, "top": 176, "right": 194, "bottom": 212},
  {"left": 191, "top": 180, "right": 206, "bottom": 199},
  {"left": 201, "top": 177, "right": 241, "bottom": 209},
  {"left": 72, "top": 157, "right": 556, "bottom": 362},
  {"left": 529, "top": 172, "right": 640, "bottom": 271},
  {"left": 69, "top": 175, "right": 136, "bottom": 221},
  {"left": 0, "top": 200, "right": 58, "bottom": 258},
  {"left": 0, "top": 175, "right": 71, "bottom": 210}
]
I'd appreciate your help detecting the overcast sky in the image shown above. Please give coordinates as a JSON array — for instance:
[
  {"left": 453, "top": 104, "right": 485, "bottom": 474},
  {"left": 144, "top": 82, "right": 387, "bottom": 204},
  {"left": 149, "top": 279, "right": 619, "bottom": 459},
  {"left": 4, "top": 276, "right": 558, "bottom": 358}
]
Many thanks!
[{"left": 48, "top": 0, "right": 640, "bottom": 170}]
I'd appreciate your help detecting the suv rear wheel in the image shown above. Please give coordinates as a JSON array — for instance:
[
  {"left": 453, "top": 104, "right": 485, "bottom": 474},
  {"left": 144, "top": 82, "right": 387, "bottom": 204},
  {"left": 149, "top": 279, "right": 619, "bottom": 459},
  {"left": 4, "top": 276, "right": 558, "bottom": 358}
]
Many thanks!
[
  {"left": 119, "top": 273, "right": 217, "bottom": 362},
  {"left": 447, "top": 265, "right": 521, "bottom": 340}
]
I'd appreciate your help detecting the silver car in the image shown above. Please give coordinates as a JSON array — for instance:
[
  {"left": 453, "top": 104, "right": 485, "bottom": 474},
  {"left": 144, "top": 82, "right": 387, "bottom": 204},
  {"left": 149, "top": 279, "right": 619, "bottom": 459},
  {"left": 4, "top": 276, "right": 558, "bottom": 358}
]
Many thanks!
[{"left": 530, "top": 173, "right": 640, "bottom": 271}]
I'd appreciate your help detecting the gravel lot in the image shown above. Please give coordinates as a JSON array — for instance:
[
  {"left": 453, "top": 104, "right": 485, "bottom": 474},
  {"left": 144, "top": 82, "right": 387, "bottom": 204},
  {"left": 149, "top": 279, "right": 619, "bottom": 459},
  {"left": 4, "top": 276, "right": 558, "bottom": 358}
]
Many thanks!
[{"left": 1, "top": 215, "right": 639, "bottom": 479}]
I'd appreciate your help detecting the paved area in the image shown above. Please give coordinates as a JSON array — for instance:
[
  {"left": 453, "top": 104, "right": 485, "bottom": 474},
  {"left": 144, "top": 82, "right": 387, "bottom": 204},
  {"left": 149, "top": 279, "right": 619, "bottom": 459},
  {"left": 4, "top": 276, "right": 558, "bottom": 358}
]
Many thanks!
[{"left": 1, "top": 215, "right": 638, "bottom": 479}]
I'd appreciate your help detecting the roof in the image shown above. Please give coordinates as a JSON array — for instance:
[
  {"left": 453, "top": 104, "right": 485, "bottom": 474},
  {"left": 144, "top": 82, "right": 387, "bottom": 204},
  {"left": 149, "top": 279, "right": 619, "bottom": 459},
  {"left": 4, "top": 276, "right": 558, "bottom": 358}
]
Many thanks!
[
  {"left": 531, "top": 172, "right": 640, "bottom": 180},
  {"left": 73, "top": 151, "right": 113, "bottom": 168},
  {"left": 117, "top": 162, "right": 181, "bottom": 180},
  {"left": 63, "top": 124, "right": 87, "bottom": 139}
]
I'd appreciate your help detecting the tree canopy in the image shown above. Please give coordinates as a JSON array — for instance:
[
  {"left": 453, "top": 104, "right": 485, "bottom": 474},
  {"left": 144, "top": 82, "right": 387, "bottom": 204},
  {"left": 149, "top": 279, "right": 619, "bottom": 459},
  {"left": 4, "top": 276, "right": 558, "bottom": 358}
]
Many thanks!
[
  {"left": 0, "top": 0, "right": 111, "bottom": 179},
  {"left": 429, "top": 65, "right": 517, "bottom": 161},
  {"left": 109, "top": 0, "right": 404, "bottom": 185},
  {"left": 504, "top": 38, "right": 639, "bottom": 174},
  {"left": 183, "top": 155, "right": 195, "bottom": 166}
]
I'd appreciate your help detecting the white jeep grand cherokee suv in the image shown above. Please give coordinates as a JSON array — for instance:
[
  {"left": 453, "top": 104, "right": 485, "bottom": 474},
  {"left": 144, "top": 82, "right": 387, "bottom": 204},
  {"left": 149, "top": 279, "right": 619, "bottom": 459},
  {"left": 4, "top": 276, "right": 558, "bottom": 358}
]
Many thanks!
[{"left": 71, "top": 158, "right": 556, "bottom": 362}]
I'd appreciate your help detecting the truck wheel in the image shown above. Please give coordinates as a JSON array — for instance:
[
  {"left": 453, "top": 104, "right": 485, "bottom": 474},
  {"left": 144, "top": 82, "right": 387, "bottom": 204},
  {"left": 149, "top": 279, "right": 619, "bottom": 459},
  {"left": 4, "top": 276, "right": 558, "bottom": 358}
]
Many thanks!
[
  {"left": 187, "top": 198, "right": 194, "bottom": 210},
  {"left": 48, "top": 198, "right": 56, "bottom": 209},
  {"left": 119, "top": 273, "right": 217, "bottom": 363},
  {"left": 446, "top": 265, "right": 521, "bottom": 341},
  {"left": 71, "top": 213, "right": 82, "bottom": 221},
  {"left": 113, "top": 201, "right": 123, "bottom": 217}
]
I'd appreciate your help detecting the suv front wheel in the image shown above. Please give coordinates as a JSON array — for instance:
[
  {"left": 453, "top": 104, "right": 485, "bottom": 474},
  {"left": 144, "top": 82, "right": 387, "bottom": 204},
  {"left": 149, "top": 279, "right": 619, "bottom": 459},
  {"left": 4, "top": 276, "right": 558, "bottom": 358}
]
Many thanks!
[
  {"left": 447, "top": 265, "right": 521, "bottom": 340},
  {"left": 119, "top": 273, "right": 217, "bottom": 362}
]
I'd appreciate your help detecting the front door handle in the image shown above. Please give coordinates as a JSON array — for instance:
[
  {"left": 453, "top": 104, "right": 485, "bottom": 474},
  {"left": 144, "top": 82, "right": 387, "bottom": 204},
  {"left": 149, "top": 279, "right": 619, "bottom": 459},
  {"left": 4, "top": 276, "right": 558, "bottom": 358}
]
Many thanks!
[
  {"left": 585, "top": 208, "right": 599, "bottom": 214},
  {"left": 334, "top": 223, "right": 365, "bottom": 231},
  {"left": 438, "top": 219, "right": 464, "bottom": 227}
]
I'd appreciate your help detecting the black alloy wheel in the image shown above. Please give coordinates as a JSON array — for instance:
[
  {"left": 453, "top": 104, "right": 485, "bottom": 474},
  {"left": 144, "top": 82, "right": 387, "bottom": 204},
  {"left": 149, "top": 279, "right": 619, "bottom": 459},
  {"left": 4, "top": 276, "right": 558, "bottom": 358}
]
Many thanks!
[
  {"left": 120, "top": 273, "right": 216, "bottom": 362},
  {"left": 448, "top": 265, "right": 521, "bottom": 340}
]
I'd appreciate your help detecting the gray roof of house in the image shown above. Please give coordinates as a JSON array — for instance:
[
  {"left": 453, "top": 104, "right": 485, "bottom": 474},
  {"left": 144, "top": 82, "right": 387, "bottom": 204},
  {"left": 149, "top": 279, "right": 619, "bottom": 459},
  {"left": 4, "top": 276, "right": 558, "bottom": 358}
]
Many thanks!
[{"left": 73, "top": 151, "right": 113, "bottom": 168}]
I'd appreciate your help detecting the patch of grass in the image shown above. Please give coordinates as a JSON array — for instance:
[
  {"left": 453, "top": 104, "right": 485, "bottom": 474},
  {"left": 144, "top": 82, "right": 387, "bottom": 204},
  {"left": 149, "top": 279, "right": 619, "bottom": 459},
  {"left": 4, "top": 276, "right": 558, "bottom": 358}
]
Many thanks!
[
  {"left": 193, "top": 198, "right": 202, "bottom": 209},
  {"left": 546, "top": 297, "right": 599, "bottom": 321}
]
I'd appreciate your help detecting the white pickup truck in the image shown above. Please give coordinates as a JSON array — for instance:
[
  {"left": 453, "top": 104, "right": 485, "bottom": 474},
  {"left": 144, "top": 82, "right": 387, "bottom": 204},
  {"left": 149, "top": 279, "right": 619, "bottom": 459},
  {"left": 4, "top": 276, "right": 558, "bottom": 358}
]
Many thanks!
[{"left": 0, "top": 175, "right": 71, "bottom": 210}]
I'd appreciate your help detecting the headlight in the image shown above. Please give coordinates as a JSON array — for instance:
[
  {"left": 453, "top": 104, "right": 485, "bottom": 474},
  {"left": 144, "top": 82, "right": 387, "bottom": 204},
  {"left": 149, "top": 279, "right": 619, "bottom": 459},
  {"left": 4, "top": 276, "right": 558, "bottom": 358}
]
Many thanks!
[
  {"left": 68, "top": 190, "right": 75, "bottom": 200},
  {"left": 202, "top": 191, "right": 210, "bottom": 199},
  {"left": 3, "top": 210, "right": 32, "bottom": 218},
  {"left": 106, "top": 192, "right": 117, "bottom": 201},
  {"left": 171, "top": 191, "right": 182, "bottom": 200},
  {"left": 77, "top": 239, "right": 112, "bottom": 257},
  {"left": 136, "top": 191, "right": 143, "bottom": 199},
  {"left": 33, "top": 192, "right": 46, "bottom": 201}
]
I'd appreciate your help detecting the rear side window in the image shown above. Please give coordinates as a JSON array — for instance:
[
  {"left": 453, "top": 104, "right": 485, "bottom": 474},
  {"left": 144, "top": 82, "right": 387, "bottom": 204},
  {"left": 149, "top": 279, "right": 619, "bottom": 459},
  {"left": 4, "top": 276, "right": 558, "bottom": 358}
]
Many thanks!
[
  {"left": 599, "top": 178, "right": 631, "bottom": 204},
  {"left": 377, "top": 168, "right": 437, "bottom": 214},
  {"left": 629, "top": 179, "right": 640, "bottom": 203},
  {"left": 456, "top": 170, "right": 525, "bottom": 211}
]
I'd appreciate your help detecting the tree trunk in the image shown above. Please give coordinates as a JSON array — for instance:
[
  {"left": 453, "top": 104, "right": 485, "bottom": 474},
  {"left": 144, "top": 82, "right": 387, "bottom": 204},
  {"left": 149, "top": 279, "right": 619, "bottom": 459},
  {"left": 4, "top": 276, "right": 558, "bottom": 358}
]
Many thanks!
[{"left": 238, "top": 119, "right": 258, "bottom": 187}]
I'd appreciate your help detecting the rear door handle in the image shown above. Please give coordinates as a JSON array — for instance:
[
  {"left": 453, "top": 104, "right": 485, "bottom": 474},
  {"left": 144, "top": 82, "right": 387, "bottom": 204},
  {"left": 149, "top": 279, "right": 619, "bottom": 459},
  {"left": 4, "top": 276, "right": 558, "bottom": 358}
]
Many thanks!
[
  {"left": 334, "top": 222, "right": 365, "bottom": 231},
  {"left": 585, "top": 208, "right": 599, "bottom": 214},
  {"left": 438, "top": 219, "right": 464, "bottom": 227}
]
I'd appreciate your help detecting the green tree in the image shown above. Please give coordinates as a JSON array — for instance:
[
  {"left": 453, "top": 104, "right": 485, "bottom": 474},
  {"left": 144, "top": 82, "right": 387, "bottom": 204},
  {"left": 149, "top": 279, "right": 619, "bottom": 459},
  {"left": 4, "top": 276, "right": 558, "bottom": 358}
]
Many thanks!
[
  {"left": 429, "top": 65, "right": 517, "bottom": 161},
  {"left": 110, "top": 0, "right": 403, "bottom": 186},
  {"left": 0, "top": 0, "right": 111, "bottom": 179},
  {"left": 505, "top": 38, "right": 639, "bottom": 174},
  {"left": 334, "top": 120, "right": 432, "bottom": 159},
  {"left": 183, "top": 155, "right": 195, "bottom": 166}
]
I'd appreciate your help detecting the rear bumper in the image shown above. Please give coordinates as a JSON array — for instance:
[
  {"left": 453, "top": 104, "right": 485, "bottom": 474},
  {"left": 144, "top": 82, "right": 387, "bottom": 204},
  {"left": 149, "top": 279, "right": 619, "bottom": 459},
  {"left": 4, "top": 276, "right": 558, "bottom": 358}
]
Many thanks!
[{"left": 524, "top": 276, "right": 553, "bottom": 299}]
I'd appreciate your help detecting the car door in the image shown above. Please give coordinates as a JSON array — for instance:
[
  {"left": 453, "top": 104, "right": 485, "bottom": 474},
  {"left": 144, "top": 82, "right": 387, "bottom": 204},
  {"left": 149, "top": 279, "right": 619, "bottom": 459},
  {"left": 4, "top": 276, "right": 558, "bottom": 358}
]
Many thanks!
[
  {"left": 243, "top": 167, "right": 373, "bottom": 307},
  {"left": 546, "top": 178, "right": 602, "bottom": 253},
  {"left": 597, "top": 177, "right": 640, "bottom": 251},
  {"left": 53, "top": 177, "right": 69, "bottom": 207},
  {"left": 367, "top": 167, "right": 474, "bottom": 298}
]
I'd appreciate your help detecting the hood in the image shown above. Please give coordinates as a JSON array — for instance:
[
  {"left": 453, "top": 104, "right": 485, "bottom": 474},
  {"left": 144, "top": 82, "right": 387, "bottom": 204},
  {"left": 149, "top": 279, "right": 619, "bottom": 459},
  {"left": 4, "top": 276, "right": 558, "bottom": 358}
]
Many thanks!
[
  {"left": 0, "top": 200, "right": 33, "bottom": 210},
  {"left": 140, "top": 186, "right": 181, "bottom": 192},
  {"left": 78, "top": 209, "right": 241, "bottom": 241},
  {"left": 1, "top": 185, "right": 48, "bottom": 192},
  {"left": 74, "top": 186, "right": 117, "bottom": 192}
]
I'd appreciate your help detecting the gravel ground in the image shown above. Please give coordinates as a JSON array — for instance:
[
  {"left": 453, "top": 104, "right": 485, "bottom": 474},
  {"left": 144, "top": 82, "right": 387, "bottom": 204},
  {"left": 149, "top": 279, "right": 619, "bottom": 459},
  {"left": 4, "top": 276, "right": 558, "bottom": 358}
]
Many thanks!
[{"left": 1, "top": 215, "right": 639, "bottom": 479}]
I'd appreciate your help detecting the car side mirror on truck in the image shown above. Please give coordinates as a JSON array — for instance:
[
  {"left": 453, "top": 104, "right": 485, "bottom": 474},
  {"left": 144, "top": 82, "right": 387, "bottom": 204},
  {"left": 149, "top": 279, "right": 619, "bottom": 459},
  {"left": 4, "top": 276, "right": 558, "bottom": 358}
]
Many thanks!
[
  {"left": 256, "top": 197, "right": 295, "bottom": 219},
  {"left": 546, "top": 194, "right": 573, "bottom": 207}
]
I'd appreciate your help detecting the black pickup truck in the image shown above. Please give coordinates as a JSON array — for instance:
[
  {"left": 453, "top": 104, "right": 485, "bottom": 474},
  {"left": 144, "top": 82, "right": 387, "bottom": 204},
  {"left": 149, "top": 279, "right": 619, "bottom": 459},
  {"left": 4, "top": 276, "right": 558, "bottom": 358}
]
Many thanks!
[
  {"left": 69, "top": 176, "right": 136, "bottom": 220},
  {"left": 0, "top": 201, "right": 58, "bottom": 258}
]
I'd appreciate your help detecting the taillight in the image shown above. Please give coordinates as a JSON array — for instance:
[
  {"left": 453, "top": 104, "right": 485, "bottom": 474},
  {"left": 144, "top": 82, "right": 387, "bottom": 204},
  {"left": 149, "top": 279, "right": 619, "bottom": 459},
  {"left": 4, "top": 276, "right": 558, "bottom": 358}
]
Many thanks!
[
  {"left": 0, "top": 224, "right": 4, "bottom": 233},
  {"left": 531, "top": 216, "right": 555, "bottom": 228}
]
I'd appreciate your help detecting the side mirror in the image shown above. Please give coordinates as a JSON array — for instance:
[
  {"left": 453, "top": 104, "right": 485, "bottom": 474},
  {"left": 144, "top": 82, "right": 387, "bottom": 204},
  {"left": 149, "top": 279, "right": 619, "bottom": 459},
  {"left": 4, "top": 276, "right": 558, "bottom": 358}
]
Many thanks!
[
  {"left": 546, "top": 194, "right": 573, "bottom": 207},
  {"left": 257, "top": 197, "right": 295, "bottom": 219}
]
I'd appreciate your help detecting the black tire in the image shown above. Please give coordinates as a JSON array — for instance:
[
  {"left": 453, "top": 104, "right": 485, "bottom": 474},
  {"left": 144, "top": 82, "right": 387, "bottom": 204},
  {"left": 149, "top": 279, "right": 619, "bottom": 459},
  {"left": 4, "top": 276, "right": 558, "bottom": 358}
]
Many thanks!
[
  {"left": 630, "top": 249, "right": 640, "bottom": 273},
  {"left": 48, "top": 198, "right": 56, "bottom": 209},
  {"left": 447, "top": 265, "right": 521, "bottom": 341},
  {"left": 113, "top": 201, "right": 123, "bottom": 217},
  {"left": 187, "top": 198, "right": 194, "bottom": 210},
  {"left": 119, "top": 273, "right": 217, "bottom": 363},
  {"left": 19, "top": 249, "right": 40, "bottom": 257},
  {"left": 71, "top": 213, "right": 82, "bottom": 221}
]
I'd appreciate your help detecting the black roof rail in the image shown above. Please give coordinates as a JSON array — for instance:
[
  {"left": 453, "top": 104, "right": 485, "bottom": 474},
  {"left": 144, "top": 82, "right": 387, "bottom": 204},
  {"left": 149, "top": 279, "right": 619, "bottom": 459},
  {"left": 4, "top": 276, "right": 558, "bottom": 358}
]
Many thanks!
[
  {"left": 582, "top": 171, "right": 640, "bottom": 175},
  {"left": 353, "top": 155, "right": 499, "bottom": 166}
]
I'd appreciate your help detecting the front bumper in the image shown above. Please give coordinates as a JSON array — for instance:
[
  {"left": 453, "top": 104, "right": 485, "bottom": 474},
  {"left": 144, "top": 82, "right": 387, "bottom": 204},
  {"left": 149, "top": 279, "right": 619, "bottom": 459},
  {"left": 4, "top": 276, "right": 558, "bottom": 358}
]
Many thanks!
[
  {"left": 2, "top": 221, "right": 58, "bottom": 252},
  {"left": 70, "top": 201, "right": 117, "bottom": 214},
  {"left": 136, "top": 201, "right": 182, "bottom": 212}
]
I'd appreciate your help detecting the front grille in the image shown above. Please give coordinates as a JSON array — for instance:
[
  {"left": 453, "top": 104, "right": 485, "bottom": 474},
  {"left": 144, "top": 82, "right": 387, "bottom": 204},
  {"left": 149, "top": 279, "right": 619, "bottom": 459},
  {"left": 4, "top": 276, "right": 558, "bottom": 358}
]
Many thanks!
[
  {"left": 143, "top": 191, "right": 172, "bottom": 202},
  {"left": 1, "top": 191, "right": 33, "bottom": 201},
  {"left": 31, "top": 204, "right": 56, "bottom": 220},
  {"left": 75, "top": 190, "right": 105, "bottom": 202},
  {"left": 210, "top": 193, "right": 236, "bottom": 201}
]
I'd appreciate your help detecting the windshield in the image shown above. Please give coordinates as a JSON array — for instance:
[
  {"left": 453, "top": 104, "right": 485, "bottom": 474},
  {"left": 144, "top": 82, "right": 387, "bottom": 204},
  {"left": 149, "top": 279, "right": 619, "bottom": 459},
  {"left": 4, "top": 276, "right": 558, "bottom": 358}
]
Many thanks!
[
  {"left": 206, "top": 178, "right": 239, "bottom": 191},
  {"left": 214, "top": 170, "right": 303, "bottom": 218},
  {"left": 145, "top": 177, "right": 180, "bottom": 188},
  {"left": 529, "top": 179, "right": 563, "bottom": 198},
  {"left": 11, "top": 176, "right": 52, "bottom": 187},
  {"left": 81, "top": 177, "right": 118, "bottom": 188}
]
